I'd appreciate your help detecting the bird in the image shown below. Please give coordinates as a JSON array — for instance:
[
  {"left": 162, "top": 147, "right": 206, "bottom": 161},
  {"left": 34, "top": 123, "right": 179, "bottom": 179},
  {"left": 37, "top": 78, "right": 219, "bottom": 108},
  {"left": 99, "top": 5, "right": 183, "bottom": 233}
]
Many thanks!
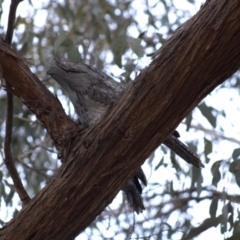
[{"left": 47, "top": 58, "right": 204, "bottom": 213}]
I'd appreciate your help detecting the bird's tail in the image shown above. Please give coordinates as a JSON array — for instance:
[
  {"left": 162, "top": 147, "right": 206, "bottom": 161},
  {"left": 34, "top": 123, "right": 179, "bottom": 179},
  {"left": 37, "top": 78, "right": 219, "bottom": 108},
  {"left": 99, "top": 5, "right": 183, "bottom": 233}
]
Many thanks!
[
  {"left": 163, "top": 133, "right": 204, "bottom": 168},
  {"left": 122, "top": 133, "right": 204, "bottom": 213},
  {"left": 122, "top": 168, "right": 147, "bottom": 214}
]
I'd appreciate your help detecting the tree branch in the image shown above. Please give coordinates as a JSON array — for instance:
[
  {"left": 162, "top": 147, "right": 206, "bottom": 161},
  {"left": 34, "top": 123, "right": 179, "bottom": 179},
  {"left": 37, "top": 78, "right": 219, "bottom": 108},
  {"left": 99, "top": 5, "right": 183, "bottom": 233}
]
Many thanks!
[
  {"left": 0, "top": 40, "right": 79, "bottom": 152},
  {"left": 183, "top": 215, "right": 223, "bottom": 240},
  {"left": 191, "top": 124, "right": 240, "bottom": 144},
  {"left": 3, "top": 0, "right": 30, "bottom": 206},
  {"left": 0, "top": 0, "right": 240, "bottom": 239},
  {"left": 5, "top": 0, "right": 22, "bottom": 44}
]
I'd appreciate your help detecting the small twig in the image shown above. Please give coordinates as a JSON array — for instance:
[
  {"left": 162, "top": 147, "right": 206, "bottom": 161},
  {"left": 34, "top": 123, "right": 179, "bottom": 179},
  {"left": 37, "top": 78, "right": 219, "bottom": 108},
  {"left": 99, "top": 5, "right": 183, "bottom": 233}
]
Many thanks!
[
  {"left": 3, "top": 0, "right": 30, "bottom": 207},
  {"left": 183, "top": 215, "right": 223, "bottom": 240},
  {"left": 13, "top": 114, "right": 39, "bottom": 124},
  {"left": 0, "top": 115, "right": 40, "bottom": 124},
  {"left": 15, "top": 158, "right": 52, "bottom": 178},
  {"left": 142, "top": 187, "right": 240, "bottom": 221},
  {"left": 17, "top": 136, "right": 52, "bottom": 159},
  {"left": 191, "top": 124, "right": 240, "bottom": 144}
]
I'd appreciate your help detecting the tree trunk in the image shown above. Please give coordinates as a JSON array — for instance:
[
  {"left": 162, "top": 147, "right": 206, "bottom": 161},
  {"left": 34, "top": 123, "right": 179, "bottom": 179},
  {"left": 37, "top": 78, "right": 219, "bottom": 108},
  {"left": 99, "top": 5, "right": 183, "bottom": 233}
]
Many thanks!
[{"left": 0, "top": 0, "right": 240, "bottom": 239}]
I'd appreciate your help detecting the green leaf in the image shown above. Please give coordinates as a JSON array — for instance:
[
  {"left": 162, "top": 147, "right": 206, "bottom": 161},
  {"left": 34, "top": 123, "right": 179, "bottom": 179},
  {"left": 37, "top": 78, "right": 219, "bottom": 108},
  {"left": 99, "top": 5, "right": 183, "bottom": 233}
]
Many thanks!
[
  {"left": 232, "top": 148, "right": 240, "bottom": 160},
  {"left": 209, "top": 199, "right": 218, "bottom": 218},
  {"left": 67, "top": 45, "right": 81, "bottom": 62},
  {"left": 229, "top": 160, "right": 240, "bottom": 173},
  {"left": 155, "top": 156, "right": 164, "bottom": 170},
  {"left": 185, "top": 113, "right": 192, "bottom": 131},
  {"left": 170, "top": 181, "right": 174, "bottom": 195},
  {"left": 130, "top": 38, "right": 144, "bottom": 57},
  {"left": 5, "top": 188, "right": 15, "bottom": 206},
  {"left": 18, "top": 42, "right": 28, "bottom": 56},
  {"left": 53, "top": 30, "right": 67, "bottom": 53},
  {"left": 198, "top": 102, "right": 216, "bottom": 128},
  {"left": 196, "top": 171, "right": 203, "bottom": 196},
  {"left": 229, "top": 160, "right": 240, "bottom": 188},
  {"left": 170, "top": 150, "right": 180, "bottom": 173},
  {"left": 228, "top": 213, "right": 234, "bottom": 231},
  {"left": 222, "top": 202, "right": 233, "bottom": 218},
  {"left": 221, "top": 222, "right": 227, "bottom": 234},
  {"left": 211, "top": 160, "right": 222, "bottom": 187},
  {"left": 204, "top": 137, "right": 212, "bottom": 157},
  {"left": 191, "top": 167, "right": 201, "bottom": 188},
  {"left": 111, "top": 36, "right": 128, "bottom": 67}
]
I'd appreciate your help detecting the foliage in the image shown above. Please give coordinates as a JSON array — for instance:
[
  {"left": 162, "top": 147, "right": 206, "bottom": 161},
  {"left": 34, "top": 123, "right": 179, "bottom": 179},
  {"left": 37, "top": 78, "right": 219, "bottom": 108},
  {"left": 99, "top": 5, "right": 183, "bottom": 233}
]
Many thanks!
[{"left": 1, "top": 0, "right": 240, "bottom": 239}]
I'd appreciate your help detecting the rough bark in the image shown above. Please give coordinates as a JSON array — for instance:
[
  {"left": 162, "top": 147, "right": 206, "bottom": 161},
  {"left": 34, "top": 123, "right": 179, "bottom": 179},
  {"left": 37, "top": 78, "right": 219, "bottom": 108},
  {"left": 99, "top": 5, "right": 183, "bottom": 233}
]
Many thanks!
[{"left": 0, "top": 0, "right": 240, "bottom": 239}]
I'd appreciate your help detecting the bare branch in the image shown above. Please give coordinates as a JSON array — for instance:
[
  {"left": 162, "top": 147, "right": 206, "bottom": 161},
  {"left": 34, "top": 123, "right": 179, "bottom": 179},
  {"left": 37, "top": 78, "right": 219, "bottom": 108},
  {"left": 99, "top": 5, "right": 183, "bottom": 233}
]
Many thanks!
[
  {"left": 3, "top": 0, "right": 30, "bottom": 207},
  {"left": 0, "top": 40, "right": 79, "bottom": 152},
  {"left": 15, "top": 158, "right": 52, "bottom": 178},
  {"left": 183, "top": 215, "right": 223, "bottom": 240},
  {"left": 191, "top": 124, "right": 240, "bottom": 144}
]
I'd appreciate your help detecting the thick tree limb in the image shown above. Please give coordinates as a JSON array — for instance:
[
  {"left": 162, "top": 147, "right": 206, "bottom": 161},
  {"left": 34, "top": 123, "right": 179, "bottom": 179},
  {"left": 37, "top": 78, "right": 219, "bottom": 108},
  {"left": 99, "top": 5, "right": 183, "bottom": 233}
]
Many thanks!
[
  {"left": 0, "top": 41, "right": 79, "bottom": 152},
  {"left": 0, "top": 0, "right": 240, "bottom": 239}
]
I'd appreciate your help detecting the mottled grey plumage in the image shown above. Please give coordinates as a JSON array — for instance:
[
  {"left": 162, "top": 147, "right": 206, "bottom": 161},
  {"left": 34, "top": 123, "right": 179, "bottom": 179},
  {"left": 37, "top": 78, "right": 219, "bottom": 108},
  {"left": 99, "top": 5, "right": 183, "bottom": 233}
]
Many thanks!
[
  {"left": 47, "top": 59, "right": 125, "bottom": 128},
  {"left": 47, "top": 59, "right": 204, "bottom": 213}
]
